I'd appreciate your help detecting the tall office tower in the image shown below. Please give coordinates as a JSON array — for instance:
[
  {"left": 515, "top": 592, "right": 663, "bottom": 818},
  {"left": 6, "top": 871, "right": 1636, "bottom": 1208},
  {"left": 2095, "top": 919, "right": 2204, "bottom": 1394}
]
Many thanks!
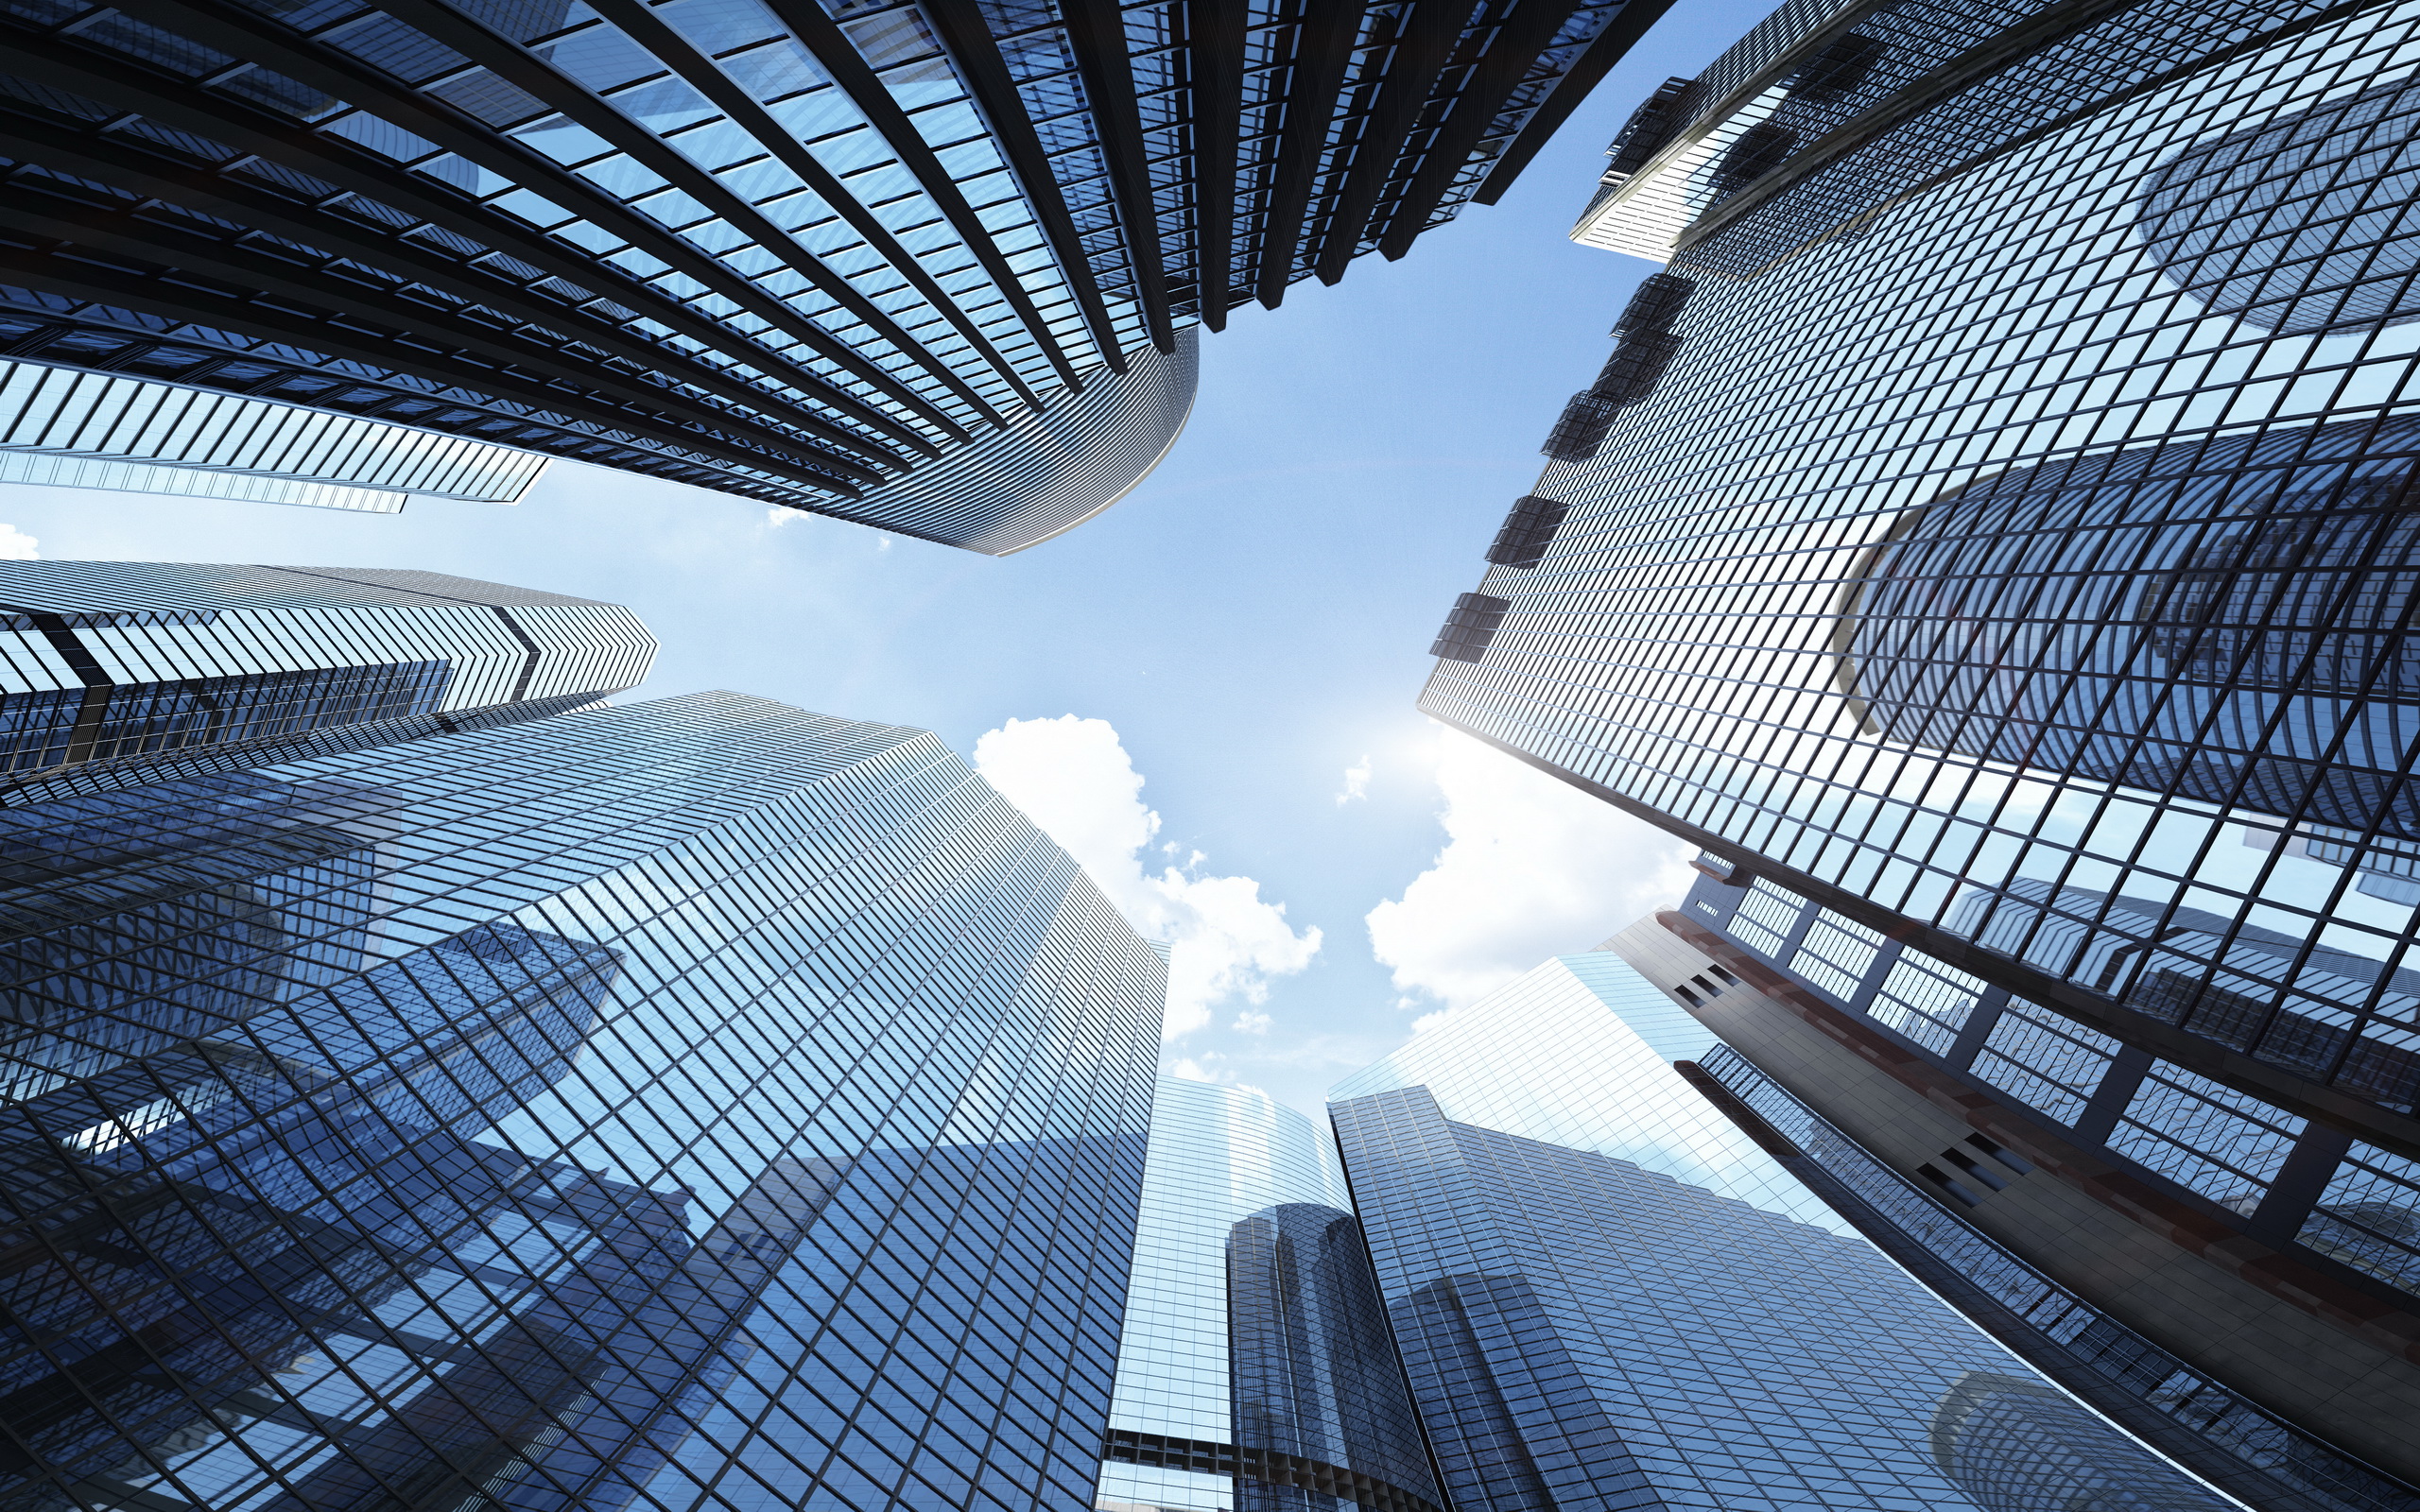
[
  {"left": 1098, "top": 1076, "right": 1439, "bottom": 1512},
  {"left": 1415, "top": 0, "right": 2420, "bottom": 1498},
  {"left": 0, "top": 1, "right": 1668, "bottom": 553},
  {"left": 1613, "top": 867, "right": 2420, "bottom": 1512},
  {"left": 0, "top": 689, "right": 1166, "bottom": 1512},
  {"left": 0, "top": 559, "right": 654, "bottom": 804},
  {"left": 0, "top": 362, "right": 549, "bottom": 513},
  {"left": 1328, "top": 1081, "right": 2231, "bottom": 1512},
  {"left": 1330, "top": 944, "right": 1846, "bottom": 1230}
]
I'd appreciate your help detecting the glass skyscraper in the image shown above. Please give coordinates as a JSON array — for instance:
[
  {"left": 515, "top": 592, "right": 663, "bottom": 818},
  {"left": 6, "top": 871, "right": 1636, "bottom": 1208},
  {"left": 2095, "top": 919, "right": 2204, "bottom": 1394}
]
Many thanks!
[
  {"left": 1329, "top": 944, "right": 1846, "bottom": 1231},
  {"left": 1328, "top": 954, "right": 2233, "bottom": 1512},
  {"left": 1412, "top": 0, "right": 2420, "bottom": 1496},
  {"left": 1613, "top": 865, "right": 2420, "bottom": 1512},
  {"left": 0, "top": 0, "right": 1669, "bottom": 550},
  {"left": 1098, "top": 1076, "right": 1437, "bottom": 1512},
  {"left": 0, "top": 361, "right": 548, "bottom": 513},
  {"left": 0, "top": 559, "right": 654, "bottom": 803},
  {"left": 0, "top": 683, "right": 1167, "bottom": 1512},
  {"left": 1327, "top": 1082, "right": 2228, "bottom": 1512}
]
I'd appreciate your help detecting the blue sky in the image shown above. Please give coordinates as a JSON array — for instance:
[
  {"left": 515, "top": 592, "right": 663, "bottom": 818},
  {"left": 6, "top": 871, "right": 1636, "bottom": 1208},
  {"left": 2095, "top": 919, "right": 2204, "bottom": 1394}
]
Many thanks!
[{"left": 0, "top": 3, "right": 1771, "bottom": 1113}]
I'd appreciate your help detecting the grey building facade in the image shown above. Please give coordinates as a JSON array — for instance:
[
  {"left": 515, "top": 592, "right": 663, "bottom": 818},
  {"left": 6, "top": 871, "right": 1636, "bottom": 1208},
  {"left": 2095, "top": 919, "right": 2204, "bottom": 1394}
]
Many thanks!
[
  {"left": 0, "top": 683, "right": 1167, "bottom": 1512},
  {"left": 0, "top": 0, "right": 1672, "bottom": 550},
  {"left": 0, "top": 559, "right": 654, "bottom": 804}
]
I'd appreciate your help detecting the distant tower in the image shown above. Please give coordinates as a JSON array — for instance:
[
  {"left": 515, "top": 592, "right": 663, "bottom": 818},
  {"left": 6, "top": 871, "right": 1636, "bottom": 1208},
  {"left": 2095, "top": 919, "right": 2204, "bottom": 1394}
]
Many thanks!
[{"left": 1098, "top": 1077, "right": 1442, "bottom": 1512}]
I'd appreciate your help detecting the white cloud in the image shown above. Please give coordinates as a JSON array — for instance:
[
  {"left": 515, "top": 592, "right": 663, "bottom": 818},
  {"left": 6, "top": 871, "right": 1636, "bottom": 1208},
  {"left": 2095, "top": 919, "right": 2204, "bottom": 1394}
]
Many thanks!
[
  {"left": 1232, "top": 1010, "right": 1271, "bottom": 1035},
  {"left": 1366, "top": 728, "right": 1694, "bottom": 1010},
  {"left": 1335, "top": 754, "right": 1372, "bottom": 805},
  {"left": 974, "top": 714, "right": 1322, "bottom": 1039},
  {"left": 763, "top": 507, "right": 798, "bottom": 529},
  {"left": 0, "top": 524, "right": 38, "bottom": 559}
]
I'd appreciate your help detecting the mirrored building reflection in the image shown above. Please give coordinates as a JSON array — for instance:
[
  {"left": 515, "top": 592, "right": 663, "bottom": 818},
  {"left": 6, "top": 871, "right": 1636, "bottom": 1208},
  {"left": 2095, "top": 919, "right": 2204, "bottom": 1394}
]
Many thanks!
[
  {"left": 0, "top": 0, "right": 1669, "bottom": 549},
  {"left": 1328, "top": 954, "right": 2235, "bottom": 1512}
]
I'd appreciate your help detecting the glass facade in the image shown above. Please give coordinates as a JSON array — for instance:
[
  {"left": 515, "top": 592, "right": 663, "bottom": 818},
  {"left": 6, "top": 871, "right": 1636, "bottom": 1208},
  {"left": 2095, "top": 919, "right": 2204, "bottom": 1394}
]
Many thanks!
[
  {"left": 1330, "top": 947, "right": 1849, "bottom": 1231},
  {"left": 1618, "top": 867, "right": 2420, "bottom": 1510},
  {"left": 0, "top": 0, "right": 1661, "bottom": 550},
  {"left": 1328, "top": 1083, "right": 2224, "bottom": 1512},
  {"left": 0, "top": 560, "right": 653, "bottom": 803},
  {"left": 1420, "top": 0, "right": 2420, "bottom": 1222},
  {"left": 1098, "top": 1077, "right": 1435, "bottom": 1512},
  {"left": 0, "top": 688, "right": 1166, "bottom": 1512},
  {"left": 0, "top": 360, "right": 548, "bottom": 513}
]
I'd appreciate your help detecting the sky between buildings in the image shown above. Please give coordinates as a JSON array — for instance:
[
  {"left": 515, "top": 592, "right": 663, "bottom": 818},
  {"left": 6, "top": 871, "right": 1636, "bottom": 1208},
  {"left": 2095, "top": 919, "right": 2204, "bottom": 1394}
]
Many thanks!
[{"left": 0, "top": 0, "right": 1774, "bottom": 1114}]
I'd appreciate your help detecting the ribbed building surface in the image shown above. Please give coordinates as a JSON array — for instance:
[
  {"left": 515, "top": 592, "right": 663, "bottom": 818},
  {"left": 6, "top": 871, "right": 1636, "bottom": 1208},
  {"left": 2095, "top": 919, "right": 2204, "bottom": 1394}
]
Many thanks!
[
  {"left": 0, "top": 361, "right": 548, "bottom": 513},
  {"left": 0, "top": 690, "right": 1165, "bottom": 1512},
  {"left": 0, "top": 0, "right": 1668, "bottom": 550},
  {"left": 0, "top": 559, "right": 653, "bottom": 804}
]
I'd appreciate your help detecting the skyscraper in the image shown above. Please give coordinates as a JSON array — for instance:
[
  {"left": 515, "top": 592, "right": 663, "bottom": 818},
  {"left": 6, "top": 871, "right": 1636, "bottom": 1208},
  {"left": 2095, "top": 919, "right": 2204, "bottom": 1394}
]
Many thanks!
[
  {"left": 0, "top": 361, "right": 549, "bottom": 513},
  {"left": 0, "top": 0, "right": 1670, "bottom": 550},
  {"left": 0, "top": 687, "right": 1166, "bottom": 1512},
  {"left": 1613, "top": 865, "right": 2420, "bottom": 1512},
  {"left": 1329, "top": 1083, "right": 2230, "bottom": 1512},
  {"left": 1098, "top": 1076, "right": 1438, "bottom": 1512},
  {"left": 1329, "top": 945, "right": 1846, "bottom": 1230},
  {"left": 0, "top": 559, "right": 654, "bottom": 803},
  {"left": 1412, "top": 0, "right": 2420, "bottom": 1460},
  {"left": 1329, "top": 954, "right": 2237, "bottom": 1512}
]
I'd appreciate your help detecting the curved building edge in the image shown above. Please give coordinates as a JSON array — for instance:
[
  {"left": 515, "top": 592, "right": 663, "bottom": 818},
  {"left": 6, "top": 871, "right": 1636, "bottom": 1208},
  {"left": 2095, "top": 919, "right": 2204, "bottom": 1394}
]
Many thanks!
[{"left": 781, "top": 331, "right": 1199, "bottom": 556}]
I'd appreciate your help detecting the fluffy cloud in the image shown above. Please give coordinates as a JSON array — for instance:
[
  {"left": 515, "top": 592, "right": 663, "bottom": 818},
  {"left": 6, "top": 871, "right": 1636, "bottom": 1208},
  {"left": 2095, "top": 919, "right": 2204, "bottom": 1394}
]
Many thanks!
[
  {"left": 1366, "top": 728, "right": 1694, "bottom": 1010},
  {"left": 0, "top": 524, "right": 38, "bottom": 559},
  {"left": 1335, "top": 755, "right": 1372, "bottom": 806},
  {"left": 974, "top": 714, "right": 1322, "bottom": 1038}
]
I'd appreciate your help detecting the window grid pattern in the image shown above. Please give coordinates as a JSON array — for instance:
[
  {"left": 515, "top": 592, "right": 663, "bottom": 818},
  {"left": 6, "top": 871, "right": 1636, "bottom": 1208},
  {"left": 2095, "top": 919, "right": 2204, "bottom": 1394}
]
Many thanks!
[
  {"left": 0, "top": 690, "right": 1166, "bottom": 1512},
  {"left": 1692, "top": 868, "right": 2420, "bottom": 1342},
  {"left": 1789, "top": 910, "right": 1882, "bottom": 1001},
  {"left": 0, "top": 560, "right": 653, "bottom": 801},
  {"left": 2302, "top": 1141, "right": 2420, "bottom": 1297},
  {"left": 1419, "top": 0, "right": 2420, "bottom": 1127},
  {"left": 1971, "top": 1001, "right": 2120, "bottom": 1125},
  {"left": 2110, "top": 1061, "right": 2308, "bottom": 1205},
  {"left": 1730, "top": 877, "right": 1806, "bottom": 957},
  {"left": 1703, "top": 1043, "right": 2411, "bottom": 1512},
  {"left": 1868, "top": 954, "right": 1987, "bottom": 1055}
]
